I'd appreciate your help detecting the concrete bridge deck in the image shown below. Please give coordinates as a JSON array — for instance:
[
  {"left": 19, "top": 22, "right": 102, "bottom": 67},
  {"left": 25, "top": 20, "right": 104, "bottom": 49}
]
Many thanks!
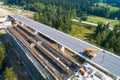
[{"left": 9, "top": 15, "right": 120, "bottom": 77}]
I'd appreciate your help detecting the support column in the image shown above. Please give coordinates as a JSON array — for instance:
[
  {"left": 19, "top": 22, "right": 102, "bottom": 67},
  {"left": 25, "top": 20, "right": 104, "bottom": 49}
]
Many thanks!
[
  {"left": 116, "top": 77, "right": 120, "bottom": 80},
  {"left": 34, "top": 31, "right": 38, "bottom": 35},
  {"left": 20, "top": 22, "right": 24, "bottom": 27},
  {"left": 14, "top": 20, "right": 19, "bottom": 25},
  {"left": 58, "top": 44, "right": 65, "bottom": 52},
  {"left": 30, "top": 43, "right": 35, "bottom": 48}
]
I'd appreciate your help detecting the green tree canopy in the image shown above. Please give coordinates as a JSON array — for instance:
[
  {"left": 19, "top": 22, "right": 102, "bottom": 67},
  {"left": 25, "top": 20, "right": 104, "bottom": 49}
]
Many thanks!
[
  {"left": 0, "top": 42, "right": 5, "bottom": 70},
  {"left": 5, "top": 67, "right": 18, "bottom": 80},
  {"left": 94, "top": 23, "right": 120, "bottom": 55}
]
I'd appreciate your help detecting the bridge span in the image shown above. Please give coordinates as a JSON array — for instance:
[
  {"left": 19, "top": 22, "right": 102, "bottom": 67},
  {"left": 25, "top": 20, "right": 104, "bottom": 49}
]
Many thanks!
[{"left": 8, "top": 15, "right": 120, "bottom": 78}]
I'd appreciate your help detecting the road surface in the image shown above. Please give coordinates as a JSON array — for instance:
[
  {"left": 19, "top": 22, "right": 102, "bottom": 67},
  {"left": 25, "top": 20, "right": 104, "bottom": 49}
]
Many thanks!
[{"left": 10, "top": 15, "right": 120, "bottom": 77}]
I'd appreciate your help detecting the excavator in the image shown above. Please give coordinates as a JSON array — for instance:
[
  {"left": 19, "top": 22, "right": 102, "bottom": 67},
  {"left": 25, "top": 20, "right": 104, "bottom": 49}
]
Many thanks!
[{"left": 84, "top": 48, "right": 104, "bottom": 57}]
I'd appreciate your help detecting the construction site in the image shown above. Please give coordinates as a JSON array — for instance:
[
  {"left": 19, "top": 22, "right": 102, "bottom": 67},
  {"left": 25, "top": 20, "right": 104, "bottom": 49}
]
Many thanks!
[
  {"left": 7, "top": 20, "right": 83, "bottom": 80},
  {"left": 0, "top": 14, "right": 119, "bottom": 80}
]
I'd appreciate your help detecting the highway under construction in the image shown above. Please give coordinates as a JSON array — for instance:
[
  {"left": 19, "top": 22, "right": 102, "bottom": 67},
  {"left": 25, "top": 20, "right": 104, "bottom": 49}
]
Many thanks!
[
  {"left": 2, "top": 15, "right": 120, "bottom": 80},
  {"left": 7, "top": 24, "right": 83, "bottom": 80}
]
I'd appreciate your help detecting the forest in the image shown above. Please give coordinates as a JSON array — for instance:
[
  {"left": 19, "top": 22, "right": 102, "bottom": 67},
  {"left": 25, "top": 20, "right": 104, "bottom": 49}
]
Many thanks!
[
  {"left": 4, "top": 0, "right": 120, "bottom": 55},
  {"left": 103, "top": 0, "right": 120, "bottom": 7},
  {"left": 93, "top": 23, "right": 120, "bottom": 54}
]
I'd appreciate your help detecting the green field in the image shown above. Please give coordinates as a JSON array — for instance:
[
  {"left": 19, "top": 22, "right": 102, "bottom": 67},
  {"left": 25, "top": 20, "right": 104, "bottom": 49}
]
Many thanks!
[
  {"left": 95, "top": 2, "right": 119, "bottom": 11},
  {"left": 69, "top": 22, "right": 95, "bottom": 41},
  {"left": 87, "top": 16, "right": 120, "bottom": 26}
]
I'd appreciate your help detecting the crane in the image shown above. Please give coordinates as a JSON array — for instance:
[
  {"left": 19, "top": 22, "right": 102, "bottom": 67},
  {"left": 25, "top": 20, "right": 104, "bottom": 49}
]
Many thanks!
[{"left": 84, "top": 48, "right": 104, "bottom": 57}]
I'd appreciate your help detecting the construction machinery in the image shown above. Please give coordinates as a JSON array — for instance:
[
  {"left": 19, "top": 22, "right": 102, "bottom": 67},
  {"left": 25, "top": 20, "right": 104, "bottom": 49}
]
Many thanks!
[
  {"left": 84, "top": 48, "right": 104, "bottom": 57},
  {"left": 68, "top": 63, "right": 113, "bottom": 80}
]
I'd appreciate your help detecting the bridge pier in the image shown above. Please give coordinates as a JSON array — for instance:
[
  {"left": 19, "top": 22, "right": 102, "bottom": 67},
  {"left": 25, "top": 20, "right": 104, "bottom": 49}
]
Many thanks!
[
  {"left": 58, "top": 44, "right": 65, "bottom": 52},
  {"left": 19, "top": 22, "right": 24, "bottom": 27},
  {"left": 34, "top": 31, "right": 38, "bottom": 35},
  {"left": 30, "top": 43, "right": 35, "bottom": 48},
  {"left": 14, "top": 20, "right": 20, "bottom": 25}
]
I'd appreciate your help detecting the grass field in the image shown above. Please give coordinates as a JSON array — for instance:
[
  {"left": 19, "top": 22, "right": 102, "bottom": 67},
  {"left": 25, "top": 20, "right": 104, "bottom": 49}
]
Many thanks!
[
  {"left": 95, "top": 2, "right": 119, "bottom": 11},
  {"left": 87, "top": 16, "right": 120, "bottom": 26},
  {"left": 69, "top": 22, "right": 95, "bottom": 41},
  {"left": 87, "top": 2, "right": 120, "bottom": 26}
]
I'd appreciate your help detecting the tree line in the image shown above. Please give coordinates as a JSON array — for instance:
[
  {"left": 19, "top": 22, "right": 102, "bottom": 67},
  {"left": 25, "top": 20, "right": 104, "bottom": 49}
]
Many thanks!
[
  {"left": 4, "top": 0, "right": 99, "bottom": 33},
  {"left": 102, "top": 0, "right": 120, "bottom": 7},
  {"left": 88, "top": 4, "right": 120, "bottom": 19},
  {"left": 92, "top": 23, "right": 120, "bottom": 55},
  {"left": 4, "top": 0, "right": 120, "bottom": 20}
]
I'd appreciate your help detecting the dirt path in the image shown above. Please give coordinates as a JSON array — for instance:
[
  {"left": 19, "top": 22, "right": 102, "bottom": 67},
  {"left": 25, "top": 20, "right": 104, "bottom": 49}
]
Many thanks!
[{"left": 0, "top": 7, "right": 13, "bottom": 16}]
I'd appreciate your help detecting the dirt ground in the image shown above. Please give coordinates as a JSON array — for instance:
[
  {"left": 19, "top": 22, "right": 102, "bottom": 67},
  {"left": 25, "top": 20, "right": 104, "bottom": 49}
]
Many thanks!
[
  {"left": 0, "top": 3, "right": 34, "bottom": 19},
  {"left": 0, "top": 6, "right": 34, "bottom": 19},
  {"left": 0, "top": 7, "right": 13, "bottom": 16}
]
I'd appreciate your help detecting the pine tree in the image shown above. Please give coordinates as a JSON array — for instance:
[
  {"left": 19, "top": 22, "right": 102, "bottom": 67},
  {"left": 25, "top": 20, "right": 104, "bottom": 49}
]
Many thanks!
[
  {"left": 5, "top": 67, "right": 18, "bottom": 80},
  {"left": 105, "top": 42, "right": 109, "bottom": 50},
  {"left": 34, "top": 12, "right": 39, "bottom": 21},
  {"left": 95, "top": 32, "right": 101, "bottom": 45},
  {"left": 95, "top": 22, "right": 103, "bottom": 35},
  {"left": 0, "top": 42, "right": 5, "bottom": 70}
]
